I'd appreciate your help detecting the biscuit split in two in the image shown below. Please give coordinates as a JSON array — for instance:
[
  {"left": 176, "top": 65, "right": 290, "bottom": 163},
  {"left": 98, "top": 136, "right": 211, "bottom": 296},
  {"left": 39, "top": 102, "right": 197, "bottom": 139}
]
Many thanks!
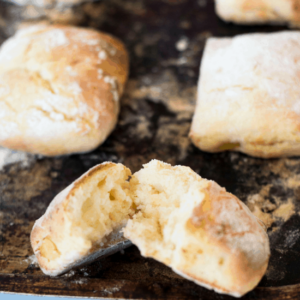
[{"left": 31, "top": 160, "right": 270, "bottom": 297}]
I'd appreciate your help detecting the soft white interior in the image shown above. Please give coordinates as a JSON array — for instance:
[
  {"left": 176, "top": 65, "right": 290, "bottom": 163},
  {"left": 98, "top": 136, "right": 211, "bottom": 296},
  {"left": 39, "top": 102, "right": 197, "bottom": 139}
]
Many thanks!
[
  {"left": 70, "top": 165, "right": 133, "bottom": 245},
  {"left": 125, "top": 160, "right": 208, "bottom": 265},
  {"left": 39, "top": 164, "right": 133, "bottom": 266},
  {"left": 123, "top": 160, "right": 267, "bottom": 297}
]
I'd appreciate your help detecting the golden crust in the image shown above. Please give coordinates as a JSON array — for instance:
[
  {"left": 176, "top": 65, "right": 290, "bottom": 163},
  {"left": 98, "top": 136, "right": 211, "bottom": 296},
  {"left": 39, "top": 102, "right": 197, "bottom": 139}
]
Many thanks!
[
  {"left": 178, "top": 181, "right": 269, "bottom": 296},
  {"left": 190, "top": 31, "right": 300, "bottom": 158},
  {"left": 0, "top": 24, "right": 129, "bottom": 156},
  {"left": 216, "top": 0, "right": 300, "bottom": 28}
]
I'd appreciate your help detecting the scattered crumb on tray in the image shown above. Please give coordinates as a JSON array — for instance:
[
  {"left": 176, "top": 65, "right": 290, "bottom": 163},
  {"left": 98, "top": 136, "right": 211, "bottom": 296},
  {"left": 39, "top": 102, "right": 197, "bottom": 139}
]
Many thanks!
[
  {"left": 24, "top": 254, "right": 38, "bottom": 266},
  {"left": 0, "top": 147, "right": 36, "bottom": 170}
]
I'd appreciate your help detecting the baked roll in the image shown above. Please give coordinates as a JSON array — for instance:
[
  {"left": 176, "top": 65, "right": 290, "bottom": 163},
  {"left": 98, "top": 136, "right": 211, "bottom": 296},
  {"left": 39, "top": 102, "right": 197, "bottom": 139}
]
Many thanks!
[
  {"left": 216, "top": 0, "right": 300, "bottom": 27},
  {"left": 31, "top": 162, "right": 134, "bottom": 276},
  {"left": 0, "top": 24, "right": 129, "bottom": 156},
  {"left": 124, "top": 160, "right": 270, "bottom": 297},
  {"left": 190, "top": 31, "right": 300, "bottom": 158}
]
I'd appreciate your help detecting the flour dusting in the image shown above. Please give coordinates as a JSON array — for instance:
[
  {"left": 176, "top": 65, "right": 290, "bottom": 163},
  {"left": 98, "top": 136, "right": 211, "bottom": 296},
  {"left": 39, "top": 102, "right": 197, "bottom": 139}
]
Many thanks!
[
  {"left": 24, "top": 254, "right": 38, "bottom": 266},
  {"left": 0, "top": 147, "right": 35, "bottom": 170},
  {"left": 104, "top": 76, "right": 119, "bottom": 102},
  {"left": 44, "top": 29, "right": 69, "bottom": 51}
]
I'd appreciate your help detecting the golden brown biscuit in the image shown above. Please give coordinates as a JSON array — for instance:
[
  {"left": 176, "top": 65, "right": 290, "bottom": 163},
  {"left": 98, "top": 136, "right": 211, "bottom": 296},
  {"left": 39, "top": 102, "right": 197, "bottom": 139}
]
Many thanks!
[
  {"left": 31, "top": 162, "right": 133, "bottom": 276},
  {"left": 0, "top": 24, "right": 129, "bottom": 156},
  {"left": 216, "top": 0, "right": 300, "bottom": 27},
  {"left": 190, "top": 31, "right": 300, "bottom": 158},
  {"left": 123, "top": 160, "right": 270, "bottom": 297}
]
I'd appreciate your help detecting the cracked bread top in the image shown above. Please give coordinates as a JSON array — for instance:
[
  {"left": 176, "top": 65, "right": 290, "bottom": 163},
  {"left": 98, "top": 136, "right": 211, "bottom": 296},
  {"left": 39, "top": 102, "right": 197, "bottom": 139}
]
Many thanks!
[
  {"left": 190, "top": 31, "right": 300, "bottom": 158},
  {"left": 0, "top": 24, "right": 129, "bottom": 156},
  {"left": 123, "top": 160, "right": 270, "bottom": 297}
]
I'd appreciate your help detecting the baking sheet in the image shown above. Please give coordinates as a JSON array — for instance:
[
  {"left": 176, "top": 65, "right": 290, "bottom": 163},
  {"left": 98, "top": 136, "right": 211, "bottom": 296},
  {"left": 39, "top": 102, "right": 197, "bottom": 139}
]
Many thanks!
[{"left": 1, "top": 0, "right": 300, "bottom": 299}]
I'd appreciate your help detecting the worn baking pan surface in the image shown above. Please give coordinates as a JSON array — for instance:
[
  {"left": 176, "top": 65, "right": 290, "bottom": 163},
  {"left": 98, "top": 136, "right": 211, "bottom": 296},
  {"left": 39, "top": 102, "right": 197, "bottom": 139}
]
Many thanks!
[{"left": 1, "top": 0, "right": 300, "bottom": 299}]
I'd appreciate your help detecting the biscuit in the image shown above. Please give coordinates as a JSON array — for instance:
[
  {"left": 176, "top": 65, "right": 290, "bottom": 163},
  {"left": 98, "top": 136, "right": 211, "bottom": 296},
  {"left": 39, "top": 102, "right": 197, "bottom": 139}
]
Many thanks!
[
  {"left": 31, "top": 162, "right": 133, "bottom": 276},
  {"left": 216, "top": 0, "right": 300, "bottom": 27},
  {"left": 124, "top": 160, "right": 270, "bottom": 297},
  {"left": 190, "top": 31, "right": 300, "bottom": 158},
  {"left": 0, "top": 24, "right": 129, "bottom": 156}
]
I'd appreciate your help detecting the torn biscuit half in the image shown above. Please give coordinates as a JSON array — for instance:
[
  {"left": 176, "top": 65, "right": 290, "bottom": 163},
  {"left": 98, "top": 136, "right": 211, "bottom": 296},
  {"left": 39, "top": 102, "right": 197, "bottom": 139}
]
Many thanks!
[
  {"left": 124, "top": 160, "right": 270, "bottom": 297},
  {"left": 31, "top": 162, "right": 133, "bottom": 276}
]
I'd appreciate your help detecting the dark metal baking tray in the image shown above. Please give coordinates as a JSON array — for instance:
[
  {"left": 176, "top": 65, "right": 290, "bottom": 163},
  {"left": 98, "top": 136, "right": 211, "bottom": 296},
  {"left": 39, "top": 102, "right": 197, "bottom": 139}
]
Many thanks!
[{"left": 1, "top": 0, "right": 300, "bottom": 299}]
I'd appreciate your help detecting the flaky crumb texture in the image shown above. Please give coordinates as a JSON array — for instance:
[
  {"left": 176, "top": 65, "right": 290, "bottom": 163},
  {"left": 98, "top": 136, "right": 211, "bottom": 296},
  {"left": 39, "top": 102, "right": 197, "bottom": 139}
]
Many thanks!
[
  {"left": 31, "top": 162, "right": 133, "bottom": 276},
  {"left": 124, "top": 160, "right": 270, "bottom": 297}
]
